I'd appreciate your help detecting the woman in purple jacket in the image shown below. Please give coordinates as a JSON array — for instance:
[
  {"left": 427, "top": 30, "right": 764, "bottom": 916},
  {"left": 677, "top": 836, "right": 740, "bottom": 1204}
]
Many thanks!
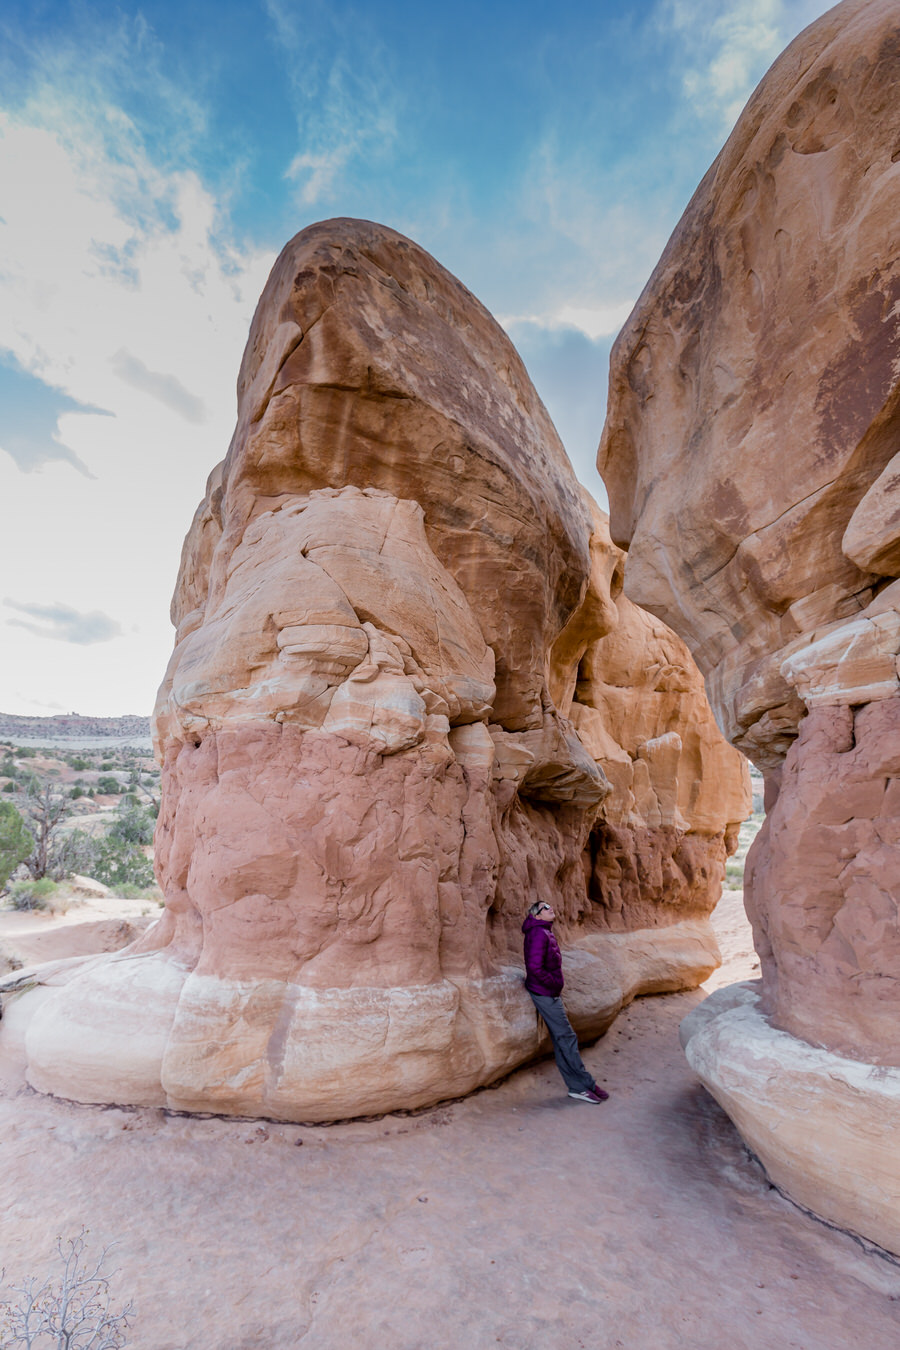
[{"left": 522, "top": 900, "right": 609, "bottom": 1104}]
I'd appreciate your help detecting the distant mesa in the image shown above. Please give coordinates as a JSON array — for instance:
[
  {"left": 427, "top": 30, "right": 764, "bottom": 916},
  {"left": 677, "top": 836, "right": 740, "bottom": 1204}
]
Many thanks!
[
  {"left": 0, "top": 712, "right": 150, "bottom": 743},
  {"left": 2, "top": 218, "right": 748, "bottom": 1124}
]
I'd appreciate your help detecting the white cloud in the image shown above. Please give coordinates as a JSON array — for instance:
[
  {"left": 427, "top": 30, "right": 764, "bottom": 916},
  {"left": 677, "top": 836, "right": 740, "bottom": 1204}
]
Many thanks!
[
  {"left": 110, "top": 350, "right": 207, "bottom": 424},
  {"left": 4, "top": 600, "right": 123, "bottom": 645},
  {"left": 661, "top": 0, "right": 781, "bottom": 129},
  {"left": 555, "top": 302, "right": 634, "bottom": 341},
  {"left": 503, "top": 302, "right": 635, "bottom": 344},
  {"left": 265, "top": 1, "right": 400, "bottom": 207},
  {"left": 0, "top": 95, "right": 276, "bottom": 716},
  {"left": 658, "top": 0, "right": 836, "bottom": 132}
]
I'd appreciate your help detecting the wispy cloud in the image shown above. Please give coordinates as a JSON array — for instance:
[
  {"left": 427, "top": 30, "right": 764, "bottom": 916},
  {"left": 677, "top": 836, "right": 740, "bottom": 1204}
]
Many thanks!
[
  {"left": 0, "top": 9, "right": 209, "bottom": 177},
  {"left": 111, "top": 350, "right": 207, "bottom": 424},
  {"left": 503, "top": 0, "right": 836, "bottom": 391},
  {"left": 502, "top": 302, "right": 635, "bottom": 344},
  {"left": 5, "top": 600, "right": 123, "bottom": 645},
  {"left": 0, "top": 354, "right": 103, "bottom": 474},
  {"left": 0, "top": 46, "right": 275, "bottom": 714},
  {"left": 519, "top": 131, "right": 680, "bottom": 308},
  {"left": 655, "top": 0, "right": 832, "bottom": 132},
  {"left": 264, "top": 0, "right": 401, "bottom": 205},
  {"left": 0, "top": 99, "right": 274, "bottom": 470},
  {"left": 12, "top": 693, "right": 66, "bottom": 711}
]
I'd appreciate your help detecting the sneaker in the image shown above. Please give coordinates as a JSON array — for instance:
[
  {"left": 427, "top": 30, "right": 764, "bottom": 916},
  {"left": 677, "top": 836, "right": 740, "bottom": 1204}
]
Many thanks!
[{"left": 568, "top": 1086, "right": 609, "bottom": 1103}]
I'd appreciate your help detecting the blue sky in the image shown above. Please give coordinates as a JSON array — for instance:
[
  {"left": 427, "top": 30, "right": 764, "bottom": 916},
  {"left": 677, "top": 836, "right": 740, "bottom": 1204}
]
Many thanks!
[{"left": 0, "top": 0, "right": 833, "bottom": 715}]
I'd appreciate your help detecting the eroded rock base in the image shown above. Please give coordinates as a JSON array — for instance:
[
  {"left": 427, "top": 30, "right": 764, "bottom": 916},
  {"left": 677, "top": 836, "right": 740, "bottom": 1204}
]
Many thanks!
[
  {"left": 680, "top": 983, "right": 900, "bottom": 1258},
  {"left": 5, "top": 918, "right": 718, "bottom": 1122}
]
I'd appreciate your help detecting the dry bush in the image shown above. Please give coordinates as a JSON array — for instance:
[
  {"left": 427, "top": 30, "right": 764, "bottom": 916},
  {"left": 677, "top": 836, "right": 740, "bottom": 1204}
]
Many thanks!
[{"left": 0, "top": 1230, "right": 134, "bottom": 1348}]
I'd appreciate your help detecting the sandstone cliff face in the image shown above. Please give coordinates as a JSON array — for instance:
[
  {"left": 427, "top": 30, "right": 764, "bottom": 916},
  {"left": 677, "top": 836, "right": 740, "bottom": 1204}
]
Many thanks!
[
  {"left": 575, "top": 587, "right": 749, "bottom": 933},
  {"left": 8, "top": 221, "right": 747, "bottom": 1121},
  {"left": 598, "top": 0, "right": 900, "bottom": 1251},
  {"left": 170, "top": 218, "right": 591, "bottom": 733},
  {"left": 599, "top": 0, "right": 900, "bottom": 777}
]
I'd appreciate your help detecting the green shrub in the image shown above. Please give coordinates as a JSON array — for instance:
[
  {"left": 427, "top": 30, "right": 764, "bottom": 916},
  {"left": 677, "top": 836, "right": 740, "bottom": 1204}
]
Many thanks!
[
  {"left": 2, "top": 781, "right": 15, "bottom": 793},
  {"left": 724, "top": 859, "right": 745, "bottom": 891},
  {"left": 70, "top": 784, "right": 86, "bottom": 799},
  {"left": 55, "top": 828, "right": 102, "bottom": 880},
  {"left": 109, "top": 803, "right": 156, "bottom": 846},
  {"left": 99, "top": 761, "right": 115, "bottom": 771},
  {"left": 8, "top": 877, "right": 58, "bottom": 910},
  {"left": 66, "top": 755, "right": 91, "bottom": 771},
  {"left": 0, "top": 800, "right": 33, "bottom": 890},
  {"left": 96, "top": 776, "right": 122, "bottom": 795},
  {"left": 73, "top": 811, "right": 156, "bottom": 891},
  {"left": 87, "top": 837, "right": 156, "bottom": 890}
]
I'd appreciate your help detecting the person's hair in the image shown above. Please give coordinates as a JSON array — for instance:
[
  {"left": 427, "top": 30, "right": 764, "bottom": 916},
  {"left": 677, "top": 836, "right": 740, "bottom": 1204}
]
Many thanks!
[{"left": 528, "top": 901, "right": 550, "bottom": 918}]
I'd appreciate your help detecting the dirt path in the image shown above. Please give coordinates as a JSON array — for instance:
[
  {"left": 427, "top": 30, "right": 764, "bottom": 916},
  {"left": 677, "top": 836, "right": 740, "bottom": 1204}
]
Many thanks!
[{"left": 1, "top": 892, "right": 898, "bottom": 1349}]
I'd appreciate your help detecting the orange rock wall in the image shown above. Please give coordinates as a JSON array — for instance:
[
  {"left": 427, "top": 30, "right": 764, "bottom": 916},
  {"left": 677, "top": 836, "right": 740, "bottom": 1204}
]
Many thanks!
[
  {"left": 5, "top": 220, "right": 748, "bottom": 1121},
  {"left": 599, "top": 0, "right": 900, "bottom": 1064},
  {"left": 574, "top": 588, "right": 748, "bottom": 932}
]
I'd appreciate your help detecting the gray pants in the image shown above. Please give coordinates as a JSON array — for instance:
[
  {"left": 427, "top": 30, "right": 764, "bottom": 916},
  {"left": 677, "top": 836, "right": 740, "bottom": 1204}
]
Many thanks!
[{"left": 529, "top": 992, "right": 595, "bottom": 1094}]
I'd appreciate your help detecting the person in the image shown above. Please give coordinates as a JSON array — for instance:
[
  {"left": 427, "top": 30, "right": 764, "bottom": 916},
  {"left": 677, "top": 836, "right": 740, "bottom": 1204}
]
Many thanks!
[{"left": 522, "top": 899, "right": 609, "bottom": 1104}]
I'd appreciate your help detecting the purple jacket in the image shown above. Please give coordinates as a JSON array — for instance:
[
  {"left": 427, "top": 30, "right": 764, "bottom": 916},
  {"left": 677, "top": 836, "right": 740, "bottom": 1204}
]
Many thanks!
[{"left": 522, "top": 914, "right": 564, "bottom": 997}]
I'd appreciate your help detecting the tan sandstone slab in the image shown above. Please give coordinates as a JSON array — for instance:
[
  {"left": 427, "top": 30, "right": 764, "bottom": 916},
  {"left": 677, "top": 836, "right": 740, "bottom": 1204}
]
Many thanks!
[{"left": 681, "top": 982, "right": 900, "bottom": 1258}]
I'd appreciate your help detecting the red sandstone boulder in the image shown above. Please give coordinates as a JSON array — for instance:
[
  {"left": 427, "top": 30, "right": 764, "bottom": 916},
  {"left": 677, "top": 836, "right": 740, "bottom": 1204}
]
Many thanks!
[
  {"left": 599, "top": 0, "right": 900, "bottom": 773},
  {"left": 599, "top": 0, "right": 900, "bottom": 1066},
  {"left": 4, "top": 221, "right": 747, "bottom": 1121},
  {"left": 599, "top": 0, "right": 900, "bottom": 1252}
]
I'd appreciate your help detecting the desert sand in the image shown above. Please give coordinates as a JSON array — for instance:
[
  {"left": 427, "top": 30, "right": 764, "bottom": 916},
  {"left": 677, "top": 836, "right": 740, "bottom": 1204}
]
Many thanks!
[{"left": 2, "top": 888, "right": 898, "bottom": 1350}]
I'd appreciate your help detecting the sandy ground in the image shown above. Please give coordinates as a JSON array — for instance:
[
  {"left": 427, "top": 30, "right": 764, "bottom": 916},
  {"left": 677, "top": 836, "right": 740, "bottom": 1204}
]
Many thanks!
[
  {"left": 1, "top": 892, "right": 899, "bottom": 1350},
  {"left": 0, "top": 892, "right": 155, "bottom": 970}
]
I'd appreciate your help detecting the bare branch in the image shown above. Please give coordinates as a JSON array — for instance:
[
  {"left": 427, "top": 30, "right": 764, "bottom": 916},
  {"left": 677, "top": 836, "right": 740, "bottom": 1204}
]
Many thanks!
[{"left": 0, "top": 1232, "right": 134, "bottom": 1349}]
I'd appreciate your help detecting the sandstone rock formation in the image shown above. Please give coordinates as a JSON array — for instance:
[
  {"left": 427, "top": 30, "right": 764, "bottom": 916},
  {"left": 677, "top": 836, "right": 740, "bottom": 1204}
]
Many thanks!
[
  {"left": 680, "top": 983, "right": 900, "bottom": 1260},
  {"left": 573, "top": 567, "right": 748, "bottom": 933},
  {"left": 3, "top": 220, "right": 747, "bottom": 1122},
  {"left": 599, "top": 0, "right": 900, "bottom": 1252}
]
